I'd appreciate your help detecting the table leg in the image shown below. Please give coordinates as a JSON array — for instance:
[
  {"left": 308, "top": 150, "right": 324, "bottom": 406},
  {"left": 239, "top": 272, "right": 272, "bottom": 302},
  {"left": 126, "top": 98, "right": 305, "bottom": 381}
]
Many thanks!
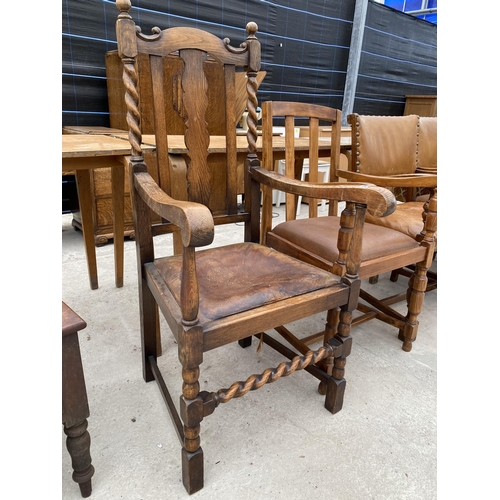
[
  {"left": 75, "top": 170, "right": 98, "bottom": 289},
  {"left": 111, "top": 163, "right": 125, "bottom": 287}
]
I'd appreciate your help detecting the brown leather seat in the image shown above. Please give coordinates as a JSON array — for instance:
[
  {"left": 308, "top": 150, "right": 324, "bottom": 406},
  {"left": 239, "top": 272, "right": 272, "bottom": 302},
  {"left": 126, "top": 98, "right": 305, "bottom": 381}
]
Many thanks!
[
  {"left": 151, "top": 242, "right": 339, "bottom": 325},
  {"left": 267, "top": 216, "right": 424, "bottom": 280}
]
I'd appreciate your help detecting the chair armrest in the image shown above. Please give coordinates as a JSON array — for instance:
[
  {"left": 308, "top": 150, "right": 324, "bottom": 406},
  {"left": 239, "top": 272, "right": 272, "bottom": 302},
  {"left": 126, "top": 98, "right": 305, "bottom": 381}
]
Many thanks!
[
  {"left": 251, "top": 166, "right": 396, "bottom": 217},
  {"left": 335, "top": 169, "right": 437, "bottom": 188},
  {"left": 134, "top": 170, "right": 214, "bottom": 247}
]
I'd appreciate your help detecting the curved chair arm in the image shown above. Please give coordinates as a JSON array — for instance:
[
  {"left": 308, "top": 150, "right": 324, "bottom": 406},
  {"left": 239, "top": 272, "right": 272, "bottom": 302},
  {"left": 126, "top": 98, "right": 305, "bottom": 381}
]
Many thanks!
[
  {"left": 251, "top": 166, "right": 396, "bottom": 218},
  {"left": 134, "top": 170, "right": 214, "bottom": 248},
  {"left": 335, "top": 169, "right": 437, "bottom": 188}
]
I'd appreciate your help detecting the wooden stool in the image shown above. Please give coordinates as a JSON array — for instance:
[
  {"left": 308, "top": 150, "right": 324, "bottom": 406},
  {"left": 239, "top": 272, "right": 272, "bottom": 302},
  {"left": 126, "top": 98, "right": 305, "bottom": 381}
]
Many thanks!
[{"left": 62, "top": 302, "right": 95, "bottom": 497}]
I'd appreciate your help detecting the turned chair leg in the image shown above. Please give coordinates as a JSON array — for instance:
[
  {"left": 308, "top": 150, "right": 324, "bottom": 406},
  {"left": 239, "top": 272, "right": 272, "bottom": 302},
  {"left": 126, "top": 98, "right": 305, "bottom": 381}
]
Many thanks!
[
  {"left": 180, "top": 365, "right": 204, "bottom": 494},
  {"left": 318, "top": 307, "right": 339, "bottom": 396},
  {"left": 398, "top": 261, "right": 429, "bottom": 352},
  {"left": 324, "top": 309, "right": 353, "bottom": 414}
]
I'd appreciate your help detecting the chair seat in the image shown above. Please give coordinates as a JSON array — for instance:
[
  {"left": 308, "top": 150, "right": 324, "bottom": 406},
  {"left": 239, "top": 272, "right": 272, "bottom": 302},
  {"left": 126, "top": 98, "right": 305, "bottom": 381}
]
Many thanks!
[
  {"left": 364, "top": 201, "right": 424, "bottom": 239},
  {"left": 365, "top": 201, "right": 437, "bottom": 250},
  {"left": 147, "top": 242, "right": 341, "bottom": 324},
  {"left": 267, "top": 216, "right": 424, "bottom": 280}
]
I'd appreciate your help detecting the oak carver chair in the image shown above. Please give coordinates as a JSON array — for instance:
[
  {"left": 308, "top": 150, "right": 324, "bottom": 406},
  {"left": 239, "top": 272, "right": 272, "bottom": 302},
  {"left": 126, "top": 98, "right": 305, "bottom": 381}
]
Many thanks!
[
  {"left": 115, "top": 0, "right": 396, "bottom": 493},
  {"left": 262, "top": 106, "right": 437, "bottom": 353},
  {"left": 342, "top": 114, "right": 438, "bottom": 293}
]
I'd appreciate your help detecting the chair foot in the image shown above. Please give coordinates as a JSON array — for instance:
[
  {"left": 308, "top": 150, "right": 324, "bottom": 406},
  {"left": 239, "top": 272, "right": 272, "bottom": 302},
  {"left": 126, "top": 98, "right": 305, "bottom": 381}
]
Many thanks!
[
  {"left": 402, "top": 339, "right": 413, "bottom": 352},
  {"left": 369, "top": 275, "right": 379, "bottom": 284},
  {"left": 398, "top": 330, "right": 413, "bottom": 352},
  {"left": 238, "top": 336, "right": 252, "bottom": 348},
  {"left": 324, "top": 377, "right": 346, "bottom": 414},
  {"left": 182, "top": 446, "right": 204, "bottom": 495}
]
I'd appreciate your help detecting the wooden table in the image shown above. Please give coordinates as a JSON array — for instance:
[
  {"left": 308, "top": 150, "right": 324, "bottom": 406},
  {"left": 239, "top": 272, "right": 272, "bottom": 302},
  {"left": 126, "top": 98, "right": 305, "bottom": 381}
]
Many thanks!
[
  {"left": 145, "top": 134, "right": 351, "bottom": 157},
  {"left": 142, "top": 133, "right": 351, "bottom": 184},
  {"left": 62, "top": 128, "right": 351, "bottom": 288},
  {"left": 62, "top": 134, "right": 154, "bottom": 289},
  {"left": 62, "top": 128, "right": 351, "bottom": 159}
]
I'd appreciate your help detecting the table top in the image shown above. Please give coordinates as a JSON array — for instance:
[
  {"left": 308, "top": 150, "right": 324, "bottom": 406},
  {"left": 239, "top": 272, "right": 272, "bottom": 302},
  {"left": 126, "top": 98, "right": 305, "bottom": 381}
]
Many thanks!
[
  {"left": 62, "top": 302, "right": 87, "bottom": 337},
  {"left": 62, "top": 127, "right": 351, "bottom": 157},
  {"left": 140, "top": 134, "right": 351, "bottom": 154},
  {"left": 62, "top": 134, "right": 154, "bottom": 158},
  {"left": 63, "top": 126, "right": 128, "bottom": 135}
]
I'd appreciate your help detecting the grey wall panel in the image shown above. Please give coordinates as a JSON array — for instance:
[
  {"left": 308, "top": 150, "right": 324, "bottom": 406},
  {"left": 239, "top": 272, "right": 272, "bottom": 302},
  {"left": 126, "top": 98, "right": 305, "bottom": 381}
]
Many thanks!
[
  {"left": 354, "top": 1, "right": 437, "bottom": 116},
  {"left": 62, "top": 0, "right": 436, "bottom": 126}
]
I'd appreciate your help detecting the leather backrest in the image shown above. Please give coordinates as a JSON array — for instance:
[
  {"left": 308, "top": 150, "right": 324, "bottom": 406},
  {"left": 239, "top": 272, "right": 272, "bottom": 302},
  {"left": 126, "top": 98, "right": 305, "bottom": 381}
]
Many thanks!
[
  {"left": 348, "top": 114, "right": 419, "bottom": 176},
  {"left": 418, "top": 117, "right": 437, "bottom": 170}
]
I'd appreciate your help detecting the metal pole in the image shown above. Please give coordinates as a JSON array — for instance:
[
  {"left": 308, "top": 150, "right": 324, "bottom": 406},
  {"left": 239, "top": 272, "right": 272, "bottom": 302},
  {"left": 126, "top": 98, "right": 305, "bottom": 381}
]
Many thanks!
[{"left": 341, "top": 0, "right": 369, "bottom": 126}]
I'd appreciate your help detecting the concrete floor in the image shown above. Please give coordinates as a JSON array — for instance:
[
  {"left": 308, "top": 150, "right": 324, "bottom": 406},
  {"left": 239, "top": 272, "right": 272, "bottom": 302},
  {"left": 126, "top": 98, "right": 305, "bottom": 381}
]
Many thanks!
[{"left": 61, "top": 204, "right": 437, "bottom": 500}]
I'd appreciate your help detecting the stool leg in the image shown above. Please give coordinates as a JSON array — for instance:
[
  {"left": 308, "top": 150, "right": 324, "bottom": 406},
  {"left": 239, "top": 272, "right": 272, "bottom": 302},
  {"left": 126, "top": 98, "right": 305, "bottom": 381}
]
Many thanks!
[{"left": 64, "top": 419, "right": 95, "bottom": 498}]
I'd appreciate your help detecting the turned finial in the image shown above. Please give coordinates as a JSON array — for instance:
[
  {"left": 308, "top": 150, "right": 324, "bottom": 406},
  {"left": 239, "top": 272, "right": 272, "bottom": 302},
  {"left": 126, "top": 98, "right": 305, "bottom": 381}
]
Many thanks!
[
  {"left": 116, "top": 0, "right": 131, "bottom": 14},
  {"left": 246, "top": 22, "right": 258, "bottom": 37}
]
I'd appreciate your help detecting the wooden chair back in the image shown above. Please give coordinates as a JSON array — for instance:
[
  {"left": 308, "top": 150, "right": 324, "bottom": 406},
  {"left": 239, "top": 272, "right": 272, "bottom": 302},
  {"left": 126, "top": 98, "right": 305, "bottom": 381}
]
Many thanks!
[
  {"left": 260, "top": 101, "right": 342, "bottom": 228},
  {"left": 106, "top": 50, "right": 266, "bottom": 136},
  {"left": 115, "top": 3, "right": 261, "bottom": 237},
  {"left": 347, "top": 114, "right": 419, "bottom": 176},
  {"left": 417, "top": 117, "right": 437, "bottom": 173}
]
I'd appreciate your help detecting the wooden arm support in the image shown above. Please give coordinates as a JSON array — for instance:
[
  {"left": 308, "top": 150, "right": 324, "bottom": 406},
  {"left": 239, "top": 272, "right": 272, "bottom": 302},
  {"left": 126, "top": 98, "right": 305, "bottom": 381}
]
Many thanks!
[
  {"left": 251, "top": 166, "right": 397, "bottom": 218},
  {"left": 133, "top": 168, "right": 214, "bottom": 248}
]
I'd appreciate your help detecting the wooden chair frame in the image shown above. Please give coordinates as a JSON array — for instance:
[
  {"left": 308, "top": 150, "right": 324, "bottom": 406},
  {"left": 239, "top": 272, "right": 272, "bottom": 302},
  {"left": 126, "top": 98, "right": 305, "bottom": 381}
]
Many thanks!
[
  {"left": 115, "top": 1, "right": 396, "bottom": 493},
  {"left": 262, "top": 106, "right": 437, "bottom": 353}
]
